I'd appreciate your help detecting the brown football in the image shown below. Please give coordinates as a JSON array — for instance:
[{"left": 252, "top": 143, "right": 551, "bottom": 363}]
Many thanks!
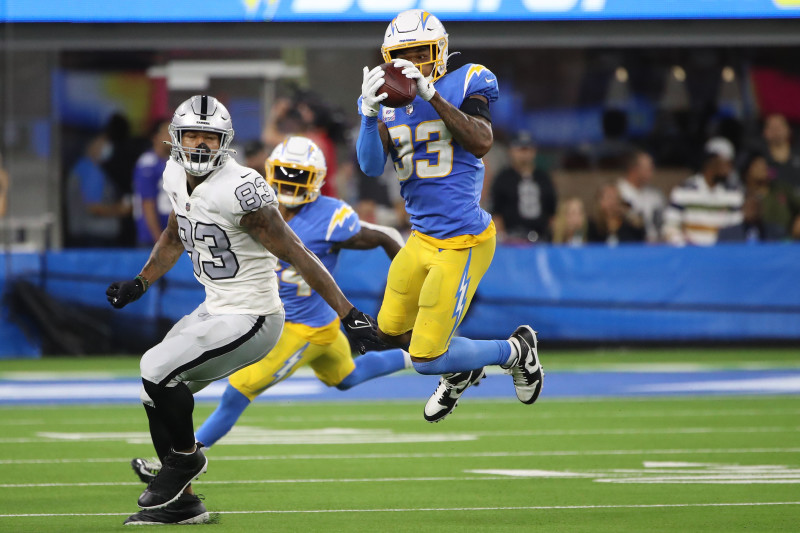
[{"left": 379, "top": 62, "right": 417, "bottom": 108}]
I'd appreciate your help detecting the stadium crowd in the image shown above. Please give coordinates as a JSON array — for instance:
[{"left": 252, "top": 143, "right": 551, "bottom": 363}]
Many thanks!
[{"left": 61, "top": 91, "right": 800, "bottom": 248}]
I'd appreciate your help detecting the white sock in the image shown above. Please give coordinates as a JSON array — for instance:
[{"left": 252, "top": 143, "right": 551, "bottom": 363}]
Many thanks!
[
  {"left": 503, "top": 339, "right": 519, "bottom": 368},
  {"left": 402, "top": 350, "right": 413, "bottom": 370}
]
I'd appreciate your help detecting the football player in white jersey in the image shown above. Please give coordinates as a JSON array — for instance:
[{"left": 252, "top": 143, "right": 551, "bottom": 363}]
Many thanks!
[{"left": 106, "top": 95, "right": 383, "bottom": 526}]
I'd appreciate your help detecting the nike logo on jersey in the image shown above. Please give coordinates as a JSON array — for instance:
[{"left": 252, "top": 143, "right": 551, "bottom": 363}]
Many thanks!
[
  {"left": 485, "top": 77, "right": 495, "bottom": 83},
  {"left": 240, "top": 173, "right": 251, "bottom": 179}
]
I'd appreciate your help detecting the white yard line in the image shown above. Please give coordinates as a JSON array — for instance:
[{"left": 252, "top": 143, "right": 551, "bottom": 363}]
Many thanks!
[
  {"left": 0, "top": 425, "right": 796, "bottom": 444},
  {"left": 1, "top": 501, "right": 799, "bottom": 518},
  {"left": 0, "top": 407, "right": 798, "bottom": 427},
  {"left": 1, "top": 447, "right": 799, "bottom": 466},
  {"left": 0, "top": 476, "right": 515, "bottom": 488}
]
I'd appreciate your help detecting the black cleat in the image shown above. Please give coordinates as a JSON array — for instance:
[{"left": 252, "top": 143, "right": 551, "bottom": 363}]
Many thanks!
[
  {"left": 137, "top": 447, "right": 208, "bottom": 510},
  {"left": 423, "top": 368, "right": 485, "bottom": 423},
  {"left": 131, "top": 457, "right": 160, "bottom": 484},
  {"left": 124, "top": 493, "right": 210, "bottom": 525},
  {"left": 505, "top": 325, "right": 544, "bottom": 405}
]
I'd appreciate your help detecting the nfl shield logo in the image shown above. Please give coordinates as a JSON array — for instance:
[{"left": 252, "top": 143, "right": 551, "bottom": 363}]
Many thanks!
[
  {"left": 405, "top": 104, "right": 414, "bottom": 115},
  {"left": 185, "top": 202, "right": 191, "bottom": 211}
]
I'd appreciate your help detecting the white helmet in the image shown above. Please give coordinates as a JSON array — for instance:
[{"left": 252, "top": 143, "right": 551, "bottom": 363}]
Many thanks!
[
  {"left": 265, "top": 136, "right": 326, "bottom": 207},
  {"left": 168, "top": 95, "right": 235, "bottom": 176},
  {"left": 381, "top": 9, "right": 448, "bottom": 82}
]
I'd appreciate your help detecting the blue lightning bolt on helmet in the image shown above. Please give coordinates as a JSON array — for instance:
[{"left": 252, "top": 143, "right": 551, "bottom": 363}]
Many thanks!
[
  {"left": 381, "top": 9, "right": 449, "bottom": 82},
  {"left": 168, "top": 95, "right": 235, "bottom": 176},
  {"left": 266, "top": 136, "right": 327, "bottom": 206}
]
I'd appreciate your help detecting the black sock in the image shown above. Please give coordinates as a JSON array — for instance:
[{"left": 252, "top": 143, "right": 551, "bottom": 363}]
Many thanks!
[
  {"left": 143, "top": 404, "right": 172, "bottom": 462},
  {"left": 142, "top": 379, "right": 197, "bottom": 452}
]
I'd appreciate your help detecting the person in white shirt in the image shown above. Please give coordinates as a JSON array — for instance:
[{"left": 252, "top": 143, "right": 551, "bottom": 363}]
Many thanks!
[
  {"left": 616, "top": 150, "right": 665, "bottom": 243},
  {"left": 663, "top": 151, "right": 744, "bottom": 246}
]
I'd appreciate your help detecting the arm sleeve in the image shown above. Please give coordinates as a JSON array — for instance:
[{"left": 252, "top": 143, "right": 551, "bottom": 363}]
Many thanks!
[{"left": 356, "top": 113, "right": 387, "bottom": 178}]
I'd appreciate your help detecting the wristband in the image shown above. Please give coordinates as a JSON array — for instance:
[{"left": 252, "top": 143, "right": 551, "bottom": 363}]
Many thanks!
[{"left": 135, "top": 275, "right": 151, "bottom": 292}]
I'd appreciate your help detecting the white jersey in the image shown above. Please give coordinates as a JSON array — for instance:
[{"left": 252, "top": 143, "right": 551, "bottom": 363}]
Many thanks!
[{"left": 162, "top": 157, "right": 282, "bottom": 316}]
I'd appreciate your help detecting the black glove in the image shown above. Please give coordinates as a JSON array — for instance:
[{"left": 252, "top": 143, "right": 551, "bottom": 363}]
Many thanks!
[
  {"left": 106, "top": 277, "right": 146, "bottom": 309},
  {"left": 342, "top": 307, "right": 385, "bottom": 354}
]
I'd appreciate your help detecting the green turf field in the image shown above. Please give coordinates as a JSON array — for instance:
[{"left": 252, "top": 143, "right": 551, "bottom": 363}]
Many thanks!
[{"left": 0, "top": 351, "right": 798, "bottom": 532}]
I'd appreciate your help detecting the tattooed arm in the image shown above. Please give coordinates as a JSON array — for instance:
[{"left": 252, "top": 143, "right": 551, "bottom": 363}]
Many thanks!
[
  {"left": 241, "top": 204, "right": 354, "bottom": 318},
  {"left": 428, "top": 94, "right": 493, "bottom": 158},
  {"left": 138, "top": 211, "right": 185, "bottom": 285}
]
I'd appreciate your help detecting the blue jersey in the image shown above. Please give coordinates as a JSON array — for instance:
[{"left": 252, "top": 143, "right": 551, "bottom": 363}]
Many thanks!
[
  {"left": 379, "top": 64, "right": 499, "bottom": 240},
  {"left": 277, "top": 196, "right": 361, "bottom": 327},
  {"left": 132, "top": 150, "right": 170, "bottom": 246}
]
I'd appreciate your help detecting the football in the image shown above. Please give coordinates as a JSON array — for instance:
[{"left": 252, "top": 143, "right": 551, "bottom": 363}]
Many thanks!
[{"left": 378, "top": 62, "right": 417, "bottom": 108}]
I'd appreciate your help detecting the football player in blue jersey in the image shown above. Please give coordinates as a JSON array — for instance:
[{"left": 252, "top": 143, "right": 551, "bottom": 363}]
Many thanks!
[
  {"left": 356, "top": 9, "right": 544, "bottom": 422},
  {"left": 132, "top": 136, "right": 411, "bottom": 457}
]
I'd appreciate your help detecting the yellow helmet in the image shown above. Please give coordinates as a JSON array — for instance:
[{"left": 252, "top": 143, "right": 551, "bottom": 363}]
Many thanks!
[
  {"left": 381, "top": 10, "right": 449, "bottom": 83},
  {"left": 265, "top": 136, "right": 326, "bottom": 207}
]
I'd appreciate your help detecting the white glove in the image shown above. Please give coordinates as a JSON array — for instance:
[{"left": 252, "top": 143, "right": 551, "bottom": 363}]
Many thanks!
[
  {"left": 361, "top": 66, "right": 387, "bottom": 118},
  {"left": 392, "top": 58, "right": 436, "bottom": 102}
]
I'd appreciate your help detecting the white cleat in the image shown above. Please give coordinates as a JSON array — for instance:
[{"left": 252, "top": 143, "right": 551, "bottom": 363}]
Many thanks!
[
  {"left": 506, "top": 326, "right": 544, "bottom": 405},
  {"left": 424, "top": 368, "right": 485, "bottom": 423}
]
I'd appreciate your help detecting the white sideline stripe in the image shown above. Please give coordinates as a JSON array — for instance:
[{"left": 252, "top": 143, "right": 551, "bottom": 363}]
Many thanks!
[
  {"left": 1, "top": 425, "right": 796, "bottom": 444},
  {"left": 1, "top": 502, "right": 799, "bottom": 518},
  {"left": 0, "top": 476, "right": 513, "bottom": 488},
  {"left": 2, "top": 447, "right": 800, "bottom": 466}
]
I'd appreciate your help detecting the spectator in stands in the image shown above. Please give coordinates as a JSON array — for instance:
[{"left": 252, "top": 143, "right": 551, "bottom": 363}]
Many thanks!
[
  {"left": 0, "top": 153, "right": 9, "bottom": 218},
  {"left": 244, "top": 140, "right": 268, "bottom": 177},
  {"left": 66, "top": 132, "right": 132, "bottom": 247},
  {"left": 741, "top": 153, "right": 800, "bottom": 240},
  {"left": 102, "top": 113, "right": 140, "bottom": 246},
  {"left": 262, "top": 95, "right": 338, "bottom": 198},
  {"left": 761, "top": 113, "right": 800, "bottom": 194},
  {"left": 132, "top": 119, "right": 171, "bottom": 247},
  {"left": 551, "top": 197, "right": 587, "bottom": 246},
  {"left": 663, "top": 151, "right": 744, "bottom": 246},
  {"left": 490, "top": 131, "right": 556, "bottom": 243},
  {"left": 587, "top": 184, "right": 645, "bottom": 245},
  {"left": 718, "top": 192, "right": 785, "bottom": 243},
  {"left": 616, "top": 149, "right": 664, "bottom": 243}
]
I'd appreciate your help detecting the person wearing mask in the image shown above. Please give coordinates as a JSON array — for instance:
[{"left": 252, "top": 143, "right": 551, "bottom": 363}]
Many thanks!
[{"left": 66, "top": 132, "right": 131, "bottom": 247}]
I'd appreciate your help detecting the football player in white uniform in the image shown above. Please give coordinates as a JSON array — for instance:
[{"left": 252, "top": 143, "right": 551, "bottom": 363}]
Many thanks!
[{"left": 106, "top": 95, "right": 383, "bottom": 526}]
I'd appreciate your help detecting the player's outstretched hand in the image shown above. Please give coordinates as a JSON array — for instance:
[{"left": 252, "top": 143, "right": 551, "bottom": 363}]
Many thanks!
[
  {"left": 361, "top": 66, "right": 388, "bottom": 118},
  {"left": 106, "top": 278, "right": 146, "bottom": 309},
  {"left": 392, "top": 59, "right": 436, "bottom": 102},
  {"left": 342, "top": 307, "right": 385, "bottom": 354}
]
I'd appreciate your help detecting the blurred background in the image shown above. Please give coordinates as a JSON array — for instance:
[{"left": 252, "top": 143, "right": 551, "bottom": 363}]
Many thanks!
[{"left": 2, "top": 1, "right": 800, "bottom": 358}]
